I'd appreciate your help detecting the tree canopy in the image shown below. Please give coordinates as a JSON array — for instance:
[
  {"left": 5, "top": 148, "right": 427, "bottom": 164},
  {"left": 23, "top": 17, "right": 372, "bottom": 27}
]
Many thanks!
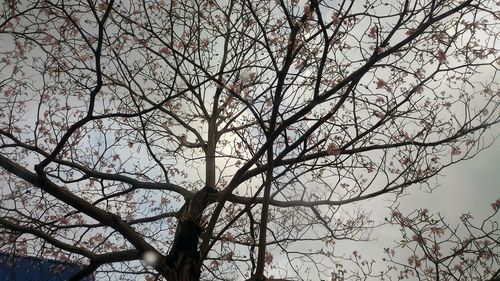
[{"left": 0, "top": 0, "right": 499, "bottom": 280}]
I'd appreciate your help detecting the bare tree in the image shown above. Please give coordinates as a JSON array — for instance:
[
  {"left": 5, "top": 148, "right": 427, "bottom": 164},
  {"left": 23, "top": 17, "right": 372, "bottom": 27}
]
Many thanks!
[{"left": 0, "top": 0, "right": 498, "bottom": 280}]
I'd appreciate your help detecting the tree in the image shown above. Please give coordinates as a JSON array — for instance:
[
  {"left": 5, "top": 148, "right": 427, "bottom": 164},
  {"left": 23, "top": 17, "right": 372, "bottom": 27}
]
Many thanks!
[
  {"left": 0, "top": 0, "right": 499, "bottom": 280},
  {"left": 381, "top": 206, "right": 500, "bottom": 281}
]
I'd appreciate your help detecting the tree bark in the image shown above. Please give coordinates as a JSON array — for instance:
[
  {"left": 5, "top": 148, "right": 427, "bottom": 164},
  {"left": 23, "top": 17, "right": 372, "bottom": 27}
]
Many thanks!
[{"left": 165, "top": 186, "right": 216, "bottom": 281}]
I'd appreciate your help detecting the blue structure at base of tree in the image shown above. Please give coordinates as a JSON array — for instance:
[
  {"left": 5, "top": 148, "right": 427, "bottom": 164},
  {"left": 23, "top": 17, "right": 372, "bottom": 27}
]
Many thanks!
[{"left": 0, "top": 252, "right": 94, "bottom": 281}]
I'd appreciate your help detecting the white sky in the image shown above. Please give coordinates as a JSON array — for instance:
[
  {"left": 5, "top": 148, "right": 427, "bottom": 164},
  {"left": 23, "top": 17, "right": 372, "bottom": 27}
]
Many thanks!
[
  {"left": 329, "top": 133, "right": 500, "bottom": 279},
  {"left": 399, "top": 137, "right": 499, "bottom": 216}
]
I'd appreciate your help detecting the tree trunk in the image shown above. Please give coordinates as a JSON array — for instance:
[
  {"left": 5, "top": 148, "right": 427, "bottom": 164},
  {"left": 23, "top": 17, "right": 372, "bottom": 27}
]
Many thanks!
[{"left": 164, "top": 186, "right": 216, "bottom": 281}]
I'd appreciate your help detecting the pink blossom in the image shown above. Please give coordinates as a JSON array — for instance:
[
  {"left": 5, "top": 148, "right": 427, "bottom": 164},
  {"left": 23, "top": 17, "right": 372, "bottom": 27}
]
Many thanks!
[
  {"left": 451, "top": 147, "right": 461, "bottom": 156},
  {"left": 201, "top": 39, "right": 209, "bottom": 48},
  {"left": 407, "top": 254, "right": 421, "bottom": 267},
  {"left": 430, "top": 227, "right": 445, "bottom": 237},
  {"left": 327, "top": 143, "right": 341, "bottom": 156},
  {"left": 159, "top": 47, "right": 171, "bottom": 55},
  {"left": 454, "top": 263, "right": 464, "bottom": 272},
  {"left": 412, "top": 234, "right": 425, "bottom": 245},
  {"left": 419, "top": 208, "right": 429, "bottom": 217},
  {"left": 265, "top": 252, "right": 273, "bottom": 265},
  {"left": 98, "top": 2, "right": 108, "bottom": 10},
  {"left": 376, "top": 79, "right": 386, "bottom": 89},
  {"left": 222, "top": 232, "right": 235, "bottom": 242},
  {"left": 368, "top": 26, "right": 378, "bottom": 39},
  {"left": 331, "top": 14, "right": 340, "bottom": 25},
  {"left": 42, "top": 35, "right": 53, "bottom": 44},
  {"left": 431, "top": 244, "right": 441, "bottom": 256},
  {"left": 491, "top": 198, "right": 500, "bottom": 211},
  {"left": 210, "top": 260, "right": 220, "bottom": 270},
  {"left": 437, "top": 49, "right": 447, "bottom": 63},
  {"left": 460, "top": 213, "right": 473, "bottom": 222},
  {"left": 375, "top": 79, "right": 393, "bottom": 92},
  {"left": 391, "top": 210, "right": 402, "bottom": 219}
]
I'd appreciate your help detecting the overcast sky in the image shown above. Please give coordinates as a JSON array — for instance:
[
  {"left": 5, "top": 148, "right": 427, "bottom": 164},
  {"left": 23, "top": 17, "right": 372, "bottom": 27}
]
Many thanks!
[
  {"left": 398, "top": 135, "right": 499, "bottom": 218},
  {"left": 329, "top": 132, "right": 500, "bottom": 279}
]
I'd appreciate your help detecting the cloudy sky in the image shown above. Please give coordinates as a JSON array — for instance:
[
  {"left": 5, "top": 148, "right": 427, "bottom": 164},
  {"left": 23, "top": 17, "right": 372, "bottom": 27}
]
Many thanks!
[
  {"left": 401, "top": 136, "right": 499, "bottom": 217},
  {"left": 332, "top": 132, "right": 500, "bottom": 278}
]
